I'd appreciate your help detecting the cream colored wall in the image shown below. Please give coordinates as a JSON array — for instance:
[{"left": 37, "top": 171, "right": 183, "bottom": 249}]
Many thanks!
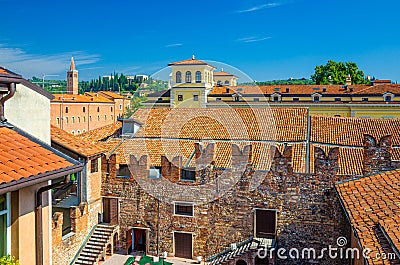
[
  {"left": 11, "top": 183, "right": 51, "bottom": 265},
  {"left": 171, "top": 65, "right": 214, "bottom": 89},
  {"left": 5, "top": 83, "right": 51, "bottom": 144},
  {"left": 173, "top": 90, "right": 202, "bottom": 108},
  {"left": 213, "top": 76, "right": 237, "bottom": 86}
]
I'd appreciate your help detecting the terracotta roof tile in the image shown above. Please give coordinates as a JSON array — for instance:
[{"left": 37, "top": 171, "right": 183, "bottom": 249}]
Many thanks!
[
  {"left": 213, "top": 71, "right": 236, "bottom": 77},
  {"left": 336, "top": 169, "right": 400, "bottom": 263},
  {"left": 76, "top": 121, "right": 122, "bottom": 144},
  {"left": 51, "top": 125, "right": 105, "bottom": 157},
  {"left": 51, "top": 93, "right": 114, "bottom": 103},
  {"left": 98, "top": 91, "right": 125, "bottom": 99},
  {"left": 168, "top": 58, "right": 213, "bottom": 67},
  {"left": 0, "top": 127, "right": 74, "bottom": 185}
]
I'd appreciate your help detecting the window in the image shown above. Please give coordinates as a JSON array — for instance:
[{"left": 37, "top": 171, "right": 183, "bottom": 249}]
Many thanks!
[
  {"left": 117, "top": 164, "right": 130, "bottom": 178},
  {"left": 176, "top": 71, "right": 182, "bottom": 83},
  {"left": 72, "top": 117, "right": 75, "bottom": 124},
  {"left": 111, "top": 115, "right": 113, "bottom": 120},
  {"left": 89, "top": 116, "right": 92, "bottom": 122},
  {"left": 293, "top": 98, "right": 299, "bottom": 102},
  {"left": 90, "top": 158, "right": 98, "bottom": 173},
  {"left": 77, "top": 130, "right": 81, "bottom": 134},
  {"left": 313, "top": 96, "right": 320, "bottom": 102},
  {"left": 217, "top": 81, "right": 222, "bottom": 86},
  {"left": 149, "top": 166, "right": 161, "bottom": 179},
  {"left": 83, "top": 107, "right": 86, "bottom": 112},
  {"left": 273, "top": 96, "right": 279, "bottom": 102},
  {"left": 193, "top": 95, "right": 199, "bottom": 101},
  {"left": 56, "top": 118, "right": 60, "bottom": 124},
  {"left": 185, "top": 71, "right": 192, "bottom": 83},
  {"left": 82, "top": 129, "right": 86, "bottom": 133},
  {"left": 83, "top": 116, "right": 86, "bottom": 122},
  {"left": 225, "top": 80, "right": 230, "bottom": 85},
  {"left": 181, "top": 168, "right": 195, "bottom": 182},
  {"left": 65, "top": 117, "right": 69, "bottom": 124},
  {"left": 120, "top": 104, "right": 122, "bottom": 110},
  {"left": 97, "top": 116, "right": 100, "bottom": 121},
  {"left": 362, "top": 98, "right": 369, "bottom": 102},
  {"left": 71, "top": 130, "right": 75, "bottom": 135},
  {"left": 0, "top": 194, "right": 9, "bottom": 256},
  {"left": 74, "top": 74, "right": 77, "bottom": 78},
  {"left": 254, "top": 98, "right": 259, "bottom": 102},
  {"left": 255, "top": 209, "right": 277, "bottom": 238},
  {"left": 174, "top": 202, "right": 194, "bottom": 217},
  {"left": 111, "top": 107, "right": 113, "bottom": 112},
  {"left": 335, "top": 98, "right": 341, "bottom": 102},
  {"left": 385, "top": 96, "right": 392, "bottom": 102},
  {"left": 216, "top": 98, "right": 222, "bottom": 101},
  {"left": 97, "top": 107, "right": 100, "bottom": 112},
  {"left": 234, "top": 96, "right": 240, "bottom": 102},
  {"left": 195, "top": 71, "right": 202, "bottom": 83},
  {"left": 273, "top": 88, "right": 280, "bottom": 91},
  {"left": 65, "top": 107, "right": 69, "bottom": 113},
  {"left": 178, "top": 95, "right": 183, "bottom": 101},
  {"left": 104, "top": 115, "right": 107, "bottom": 121},
  {"left": 78, "top": 117, "right": 80, "bottom": 123}
]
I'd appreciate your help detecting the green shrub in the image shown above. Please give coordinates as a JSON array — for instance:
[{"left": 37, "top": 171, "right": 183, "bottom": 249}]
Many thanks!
[{"left": 0, "top": 256, "right": 19, "bottom": 265}]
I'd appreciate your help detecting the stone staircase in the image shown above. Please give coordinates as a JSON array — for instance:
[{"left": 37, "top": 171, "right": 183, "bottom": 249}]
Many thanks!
[
  {"left": 73, "top": 224, "right": 117, "bottom": 265},
  {"left": 206, "top": 237, "right": 274, "bottom": 265}
]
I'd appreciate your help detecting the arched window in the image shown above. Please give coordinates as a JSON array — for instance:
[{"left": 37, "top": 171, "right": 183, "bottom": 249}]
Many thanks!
[
  {"left": 195, "top": 71, "right": 202, "bottom": 83},
  {"left": 185, "top": 71, "right": 192, "bottom": 83},
  {"left": 217, "top": 81, "right": 222, "bottom": 86},
  {"left": 72, "top": 117, "right": 75, "bottom": 124},
  {"left": 77, "top": 130, "right": 81, "bottom": 135},
  {"left": 83, "top": 116, "right": 86, "bottom": 122},
  {"left": 225, "top": 80, "right": 230, "bottom": 85},
  {"left": 97, "top": 107, "right": 100, "bottom": 112},
  {"left": 82, "top": 129, "right": 86, "bottom": 133},
  {"left": 65, "top": 107, "right": 69, "bottom": 113},
  {"left": 176, "top": 71, "right": 182, "bottom": 83},
  {"left": 65, "top": 117, "right": 68, "bottom": 124},
  {"left": 71, "top": 130, "right": 75, "bottom": 135},
  {"left": 78, "top": 117, "right": 80, "bottom": 123}
]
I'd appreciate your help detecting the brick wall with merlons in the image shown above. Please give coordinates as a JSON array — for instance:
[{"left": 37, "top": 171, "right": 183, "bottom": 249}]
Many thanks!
[{"left": 101, "top": 135, "right": 398, "bottom": 265}]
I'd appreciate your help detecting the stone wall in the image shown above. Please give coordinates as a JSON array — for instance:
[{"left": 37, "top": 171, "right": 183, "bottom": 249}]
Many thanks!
[{"left": 101, "top": 136, "right": 399, "bottom": 265}]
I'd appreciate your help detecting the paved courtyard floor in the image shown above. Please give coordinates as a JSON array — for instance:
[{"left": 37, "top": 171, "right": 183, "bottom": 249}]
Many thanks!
[{"left": 101, "top": 253, "right": 205, "bottom": 265}]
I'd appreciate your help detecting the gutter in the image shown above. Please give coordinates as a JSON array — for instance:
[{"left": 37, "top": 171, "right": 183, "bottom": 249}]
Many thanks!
[{"left": 0, "top": 83, "right": 16, "bottom": 123}]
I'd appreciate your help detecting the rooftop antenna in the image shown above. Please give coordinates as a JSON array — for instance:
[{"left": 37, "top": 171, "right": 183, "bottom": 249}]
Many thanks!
[
  {"left": 192, "top": 54, "right": 195, "bottom": 60},
  {"left": 221, "top": 68, "right": 224, "bottom": 72}
]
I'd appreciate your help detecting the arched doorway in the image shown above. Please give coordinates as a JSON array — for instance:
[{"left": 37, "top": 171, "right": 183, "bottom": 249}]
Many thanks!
[
  {"left": 255, "top": 256, "right": 269, "bottom": 265},
  {"left": 236, "top": 260, "right": 247, "bottom": 265}
]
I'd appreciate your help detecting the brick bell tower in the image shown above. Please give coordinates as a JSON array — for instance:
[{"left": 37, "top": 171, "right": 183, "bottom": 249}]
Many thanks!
[{"left": 66, "top": 57, "right": 78, "bottom": 94}]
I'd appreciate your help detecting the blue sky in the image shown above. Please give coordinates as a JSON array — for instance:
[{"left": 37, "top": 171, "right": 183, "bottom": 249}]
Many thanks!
[{"left": 0, "top": 0, "right": 399, "bottom": 82}]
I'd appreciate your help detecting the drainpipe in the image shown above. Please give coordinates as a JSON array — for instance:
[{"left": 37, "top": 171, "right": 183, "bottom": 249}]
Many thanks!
[
  {"left": 0, "top": 82, "right": 16, "bottom": 123},
  {"left": 36, "top": 176, "right": 71, "bottom": 265}
]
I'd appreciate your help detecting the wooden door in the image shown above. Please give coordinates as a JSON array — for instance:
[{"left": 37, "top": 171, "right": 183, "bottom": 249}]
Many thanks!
[
  {"left": 103, "top": 197, "right": 118, "bottom": 225},
  {"left": 174, "top": 232, "right": 192, "bottom": 259}
]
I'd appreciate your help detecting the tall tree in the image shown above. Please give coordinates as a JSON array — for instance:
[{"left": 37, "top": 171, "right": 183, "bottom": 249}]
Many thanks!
[{"left": 311, "top": 60, "right": 368, "bottom": 85}]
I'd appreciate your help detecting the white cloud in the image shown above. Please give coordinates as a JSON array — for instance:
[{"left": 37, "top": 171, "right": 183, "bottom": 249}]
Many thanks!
[
  {"left": 0, "top": 44, "right": 101, "bottom": 78},
  {"left": 236, "top": 1, "right": 294, "bottom": 13},
  {"left": 165, "top": 43, "right": 183, "bottom": 48},
  {"left": 237, "top": 36, "right": 272, "bottom": 43}
]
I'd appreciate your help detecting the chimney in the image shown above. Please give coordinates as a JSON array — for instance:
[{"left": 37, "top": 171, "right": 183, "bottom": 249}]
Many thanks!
[
  {"left": 345, "top": 75, "right": 352, "bottom": 86},
  {"left": 322, "top": 87, "right": 327, "bottom": 93},
  {"left": 226, "top": 87, "right": 230, "bottom": 93},
  {"left": 285, "top": 88, "right": 289, "bottom": 93}
]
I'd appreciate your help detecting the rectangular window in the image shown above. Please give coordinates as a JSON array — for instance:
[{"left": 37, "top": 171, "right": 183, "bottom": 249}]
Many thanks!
[
  {"left": 216, "top": 98, "right": 222, "bottom": 101},
  {"left": 178, "top": 95, "right": 183, "bottom": 101},
  {"left": 335, "top": 98, "right": 341, "bottom": 102},
  {"left": 83, "top": 107, "right": 86, "bottom": 112},
  {"left": 255, "top": 209, "right": 277, "bottom": 239},
  {"left": 149, "top": 166, "right": 162, "bottom": 179},
  {"left": 193, "top": 95, "right": 199, "bottom": 101},
  {"left": 90, "top": 158, "right": 98, "bottom": 173},
  {"left": 253, "top": 98, "right": 259, "bottom": 102},
  {"left": 273, "top": 96, "right": 279, "bottom": 102},
  {"left": 385, "top": 96, "right": 392, "bottom": 102},
  {"left": 56, "top": 118, "right": 60, "bottom": 124},
  {"left": 181, "top": 169, "right": 195, "bottom": 182},
  {"left": 120, "top": 104, "right": 122, "bottom": 110},
  {"left": 117, "top": 164, "right": 130, "bottom": 178},
  {"left": 313, "top": 96, "right": 320, "bottom": 102},
  {"left": 0, "top": 194, "right": 8, "bottom": 256},
  {"left": 293, "top": 98, "right": 299, "bottom": 102},
  {"left": 174, "top": 202, "right": 194, "bottom": 217},
  {"left": 362, "top": 98, "right": 369, "bottom": 102}
]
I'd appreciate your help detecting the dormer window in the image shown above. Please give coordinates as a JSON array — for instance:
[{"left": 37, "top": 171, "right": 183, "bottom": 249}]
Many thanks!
[
  {"left": 120, "top": 118, "right": 142, "bottom": 137},
  {"left": 195, "top": 71, "right": 202, "bottom": 83},
  {"left": 149, "top": 166, "right": 161, "bottom": 179},
  {"left": 176, "top": 71, "right": 182, "bottom": 83},
  {"left": 312, "top": 93, "right": 321, "bottom": 102},
  {"left": 271, "top": 93, "right": 281, "bottom": 102},
  {"left": 185, "top": 71, "right": 192, "bottom": 83},
  {"left": 181, "top": 168, "right": 195, "bottom": 182},
  {"left": 313, "top": 96, "right": 320, "bottom": 102},
  {"left": 385, "top": 96, "right": 391, "bottom": 102},
  {"left": 383, "top": 93, "right": 394, "bottom": 102},
  {"left": 217, "top": 81, "right": 222, "bottom": 86},
  {"left": 117, "top": 164, "right": 130, "bottom": 178}
]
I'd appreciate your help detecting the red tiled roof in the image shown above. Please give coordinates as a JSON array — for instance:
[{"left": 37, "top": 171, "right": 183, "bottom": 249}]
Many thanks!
[
  {"left": 0, "top": 67, "right": 22, "bottom": 79},
  {"left": 336, "top": 169, "right": 400, "bottom": 264},
  {"left": 51, "top": 94, "right": 114, "bottom": 103},
  {"left": 76, "top": 121, "right": 122, "bottom": 144},
  {"left": 98, "top": 91, "right": 125, "bottom": 99},
  {"left": 51, "top": 125, "right": 105, "bottom": 157},
  {"left": 311, "top": 116, "right": 400, "bottom": 146},
  {"left": 213, "top": 71, "right": 236, "bottom": 77},
  {"left": 168, "top": 58, "right": 210, "bottom": 66},
  {"left": 0, "top": 127, "right": 74, "bottom": 185}
]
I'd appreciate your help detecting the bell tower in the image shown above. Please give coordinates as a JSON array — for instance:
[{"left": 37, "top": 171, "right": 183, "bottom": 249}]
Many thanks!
[{"left": 66, "top": 57, "right": 78, "bottom": 95}]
